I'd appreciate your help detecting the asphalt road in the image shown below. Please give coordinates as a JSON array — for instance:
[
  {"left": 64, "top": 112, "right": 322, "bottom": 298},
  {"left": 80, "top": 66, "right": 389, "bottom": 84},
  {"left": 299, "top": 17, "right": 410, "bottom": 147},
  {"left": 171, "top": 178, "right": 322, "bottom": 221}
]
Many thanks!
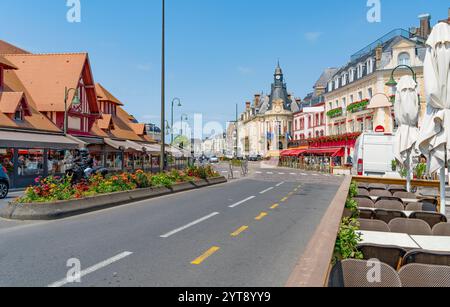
[{"left": 0, "top": 163, "right": 344, "bottom": 287}]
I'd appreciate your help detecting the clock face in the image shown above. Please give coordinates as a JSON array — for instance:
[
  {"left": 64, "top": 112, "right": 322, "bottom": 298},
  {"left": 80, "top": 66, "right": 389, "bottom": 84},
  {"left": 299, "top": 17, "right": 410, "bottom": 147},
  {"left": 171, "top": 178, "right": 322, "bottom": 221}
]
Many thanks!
[{"left": 276, "top": 75, "right": 281, "bottom": 80}]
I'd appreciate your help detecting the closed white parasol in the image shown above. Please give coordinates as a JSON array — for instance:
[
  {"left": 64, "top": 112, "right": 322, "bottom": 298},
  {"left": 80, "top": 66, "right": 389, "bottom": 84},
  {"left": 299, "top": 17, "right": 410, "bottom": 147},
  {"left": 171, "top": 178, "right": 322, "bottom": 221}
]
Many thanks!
[
  {"left": 418, "top": 22, "right": 450, "bottom": 214},
  {"left": 394, "top": 76, "right": 420, "bottom": 192}
]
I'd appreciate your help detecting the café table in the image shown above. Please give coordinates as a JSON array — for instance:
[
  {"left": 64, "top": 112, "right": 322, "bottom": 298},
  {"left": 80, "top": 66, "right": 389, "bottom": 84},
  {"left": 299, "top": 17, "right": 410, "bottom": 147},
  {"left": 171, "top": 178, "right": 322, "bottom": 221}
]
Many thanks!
[
  {"left": 410, "top": 236, "right": 450, "bottom": 252},
  {"left": 358, "top": 230, "right": 420, "bottom": 249}
]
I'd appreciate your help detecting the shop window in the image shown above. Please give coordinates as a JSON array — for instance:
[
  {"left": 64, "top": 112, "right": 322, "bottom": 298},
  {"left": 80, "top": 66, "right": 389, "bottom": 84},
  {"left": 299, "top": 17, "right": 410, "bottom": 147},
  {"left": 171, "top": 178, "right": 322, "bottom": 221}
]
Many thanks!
[
  {"left": 0, "top": 148, "right": 14, "bottom": 177},
  {"left": 17, "top": 149, "right": 44, "bottom": 177}
]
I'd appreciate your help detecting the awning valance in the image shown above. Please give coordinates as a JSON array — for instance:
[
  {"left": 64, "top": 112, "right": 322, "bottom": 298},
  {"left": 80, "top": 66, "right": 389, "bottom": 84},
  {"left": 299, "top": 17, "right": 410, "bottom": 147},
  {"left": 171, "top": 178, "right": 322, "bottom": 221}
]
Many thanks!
[
  {"left": 281, "top": 149, "right": 307, "bottom": 157},
  {"left": 303, "top": 147, "right": 345, "bottom": 157},
  {"left": 104, "top": 138, "right": 146, "bottom": 152},
  {"left": 0, "top": 130, "right": 80, "bottom": 150}
]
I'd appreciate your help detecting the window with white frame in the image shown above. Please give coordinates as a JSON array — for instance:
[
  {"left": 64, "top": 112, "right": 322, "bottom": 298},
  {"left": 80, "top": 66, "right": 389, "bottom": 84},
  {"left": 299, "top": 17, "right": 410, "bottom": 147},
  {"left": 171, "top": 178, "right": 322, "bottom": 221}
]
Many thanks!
[
  {"left": 367, "top": 58, "right": 374, "bottom": 74},
  {"left": 398, "top": 52, "right": 411, "bottom": 66},
  {"left": 358, "top": 91, "right": 363, "bottom": 101},
  {"left": 350, "top": 94, "right": 354, "bottom": 103},
  {"left": 368, "top": 88, "right": 373, "bottom": 98}
]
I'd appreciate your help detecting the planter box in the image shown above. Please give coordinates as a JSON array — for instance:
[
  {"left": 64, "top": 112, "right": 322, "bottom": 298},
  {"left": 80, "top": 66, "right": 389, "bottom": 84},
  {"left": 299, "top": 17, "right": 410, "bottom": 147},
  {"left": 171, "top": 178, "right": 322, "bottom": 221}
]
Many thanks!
[{"left": 0, "top": 177, "right": 227, "bottom": 221}]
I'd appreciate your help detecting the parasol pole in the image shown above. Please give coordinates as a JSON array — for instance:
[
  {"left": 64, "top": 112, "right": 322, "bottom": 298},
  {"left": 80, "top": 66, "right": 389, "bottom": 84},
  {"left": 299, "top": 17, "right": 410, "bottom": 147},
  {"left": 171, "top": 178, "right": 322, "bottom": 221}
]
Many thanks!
[
  {"left": 440, "top": 167, "right": 446, "bottom": 215},
  {"left": 406, "top": 151, "right": 412, "bottom": 193}
]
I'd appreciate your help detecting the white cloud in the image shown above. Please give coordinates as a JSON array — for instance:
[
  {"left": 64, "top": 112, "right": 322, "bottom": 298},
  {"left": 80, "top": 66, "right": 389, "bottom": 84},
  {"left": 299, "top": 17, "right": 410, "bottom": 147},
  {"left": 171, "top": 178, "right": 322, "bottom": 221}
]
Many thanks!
[{"left": 304, "top": 32, "right": 323, "bottom": 43}]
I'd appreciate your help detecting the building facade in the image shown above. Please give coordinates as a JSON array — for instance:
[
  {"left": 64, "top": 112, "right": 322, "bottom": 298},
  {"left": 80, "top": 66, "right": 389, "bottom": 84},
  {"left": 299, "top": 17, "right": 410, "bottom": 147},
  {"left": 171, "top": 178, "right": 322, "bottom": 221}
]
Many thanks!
[
  {"left": 0, "top": 40, "right": 160, "bottom": 188},
  {"left": 238, "top": 64, "right": 298, "bottom": 157}
]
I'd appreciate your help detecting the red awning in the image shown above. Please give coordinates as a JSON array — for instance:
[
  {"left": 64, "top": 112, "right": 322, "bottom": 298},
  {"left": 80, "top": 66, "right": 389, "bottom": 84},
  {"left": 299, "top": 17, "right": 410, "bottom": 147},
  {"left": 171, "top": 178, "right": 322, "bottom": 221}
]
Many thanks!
[
  {"left": 302, "top": 147, "right": 345, "bottom": 157},
  {"left": 281, "top": 149, "right": 307, "bottom": 157}
]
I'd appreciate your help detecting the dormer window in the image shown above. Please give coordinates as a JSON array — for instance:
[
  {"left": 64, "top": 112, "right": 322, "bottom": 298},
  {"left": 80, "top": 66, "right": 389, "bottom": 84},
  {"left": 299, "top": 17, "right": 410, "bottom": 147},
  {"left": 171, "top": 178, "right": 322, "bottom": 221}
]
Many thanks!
[
  {"left": 14, "top": 110, "right": 23, "bottom": 121},
  {"left": 398, "top": 52, "right": 411, "bottom": 66},
  {"left": 367, "top": 58, "right": 374, "bottom": 74}
]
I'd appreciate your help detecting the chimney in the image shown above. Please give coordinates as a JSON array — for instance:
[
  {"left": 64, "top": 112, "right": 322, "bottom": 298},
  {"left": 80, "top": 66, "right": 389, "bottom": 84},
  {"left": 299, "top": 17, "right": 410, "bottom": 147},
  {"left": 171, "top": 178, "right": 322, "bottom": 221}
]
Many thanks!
[
  {"left": 375, "top": 44, "right": 383, "bottom": 68},
  {"left": 254, "top": 94, "right": 261, "bottom": 108},
  {"left": 418, "top": 14, "right": 431, "bottom": 38}
]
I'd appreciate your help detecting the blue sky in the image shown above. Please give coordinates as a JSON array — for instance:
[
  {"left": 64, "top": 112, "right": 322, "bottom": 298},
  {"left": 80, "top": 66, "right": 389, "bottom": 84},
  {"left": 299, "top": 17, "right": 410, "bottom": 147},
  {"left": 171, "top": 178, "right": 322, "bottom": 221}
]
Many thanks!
[{"left": 1, "top": 0, "right": 449, "bottom": 128}]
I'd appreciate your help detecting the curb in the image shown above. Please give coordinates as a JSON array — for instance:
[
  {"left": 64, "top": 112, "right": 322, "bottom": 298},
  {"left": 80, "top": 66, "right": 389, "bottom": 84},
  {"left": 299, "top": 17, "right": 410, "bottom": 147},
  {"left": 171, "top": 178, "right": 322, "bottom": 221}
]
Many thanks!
[{"left": 0, "top": 177, "right": 227, "bottom": 221}]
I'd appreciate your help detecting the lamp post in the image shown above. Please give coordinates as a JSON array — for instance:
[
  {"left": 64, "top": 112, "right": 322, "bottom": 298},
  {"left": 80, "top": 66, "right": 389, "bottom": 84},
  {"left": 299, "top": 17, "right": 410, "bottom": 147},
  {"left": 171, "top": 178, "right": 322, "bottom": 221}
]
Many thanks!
[
  {"left": 171, "top": 98, "right": 182, "bottom": 144},
  {"left": 64, "top": 87, "right": 81, "bottom": 135},
  {"left": 160, "top": 0, "right": 166, "bottom": 172},
  {"left": 385, "top": 65, "right": 417, "bottom": 88}
]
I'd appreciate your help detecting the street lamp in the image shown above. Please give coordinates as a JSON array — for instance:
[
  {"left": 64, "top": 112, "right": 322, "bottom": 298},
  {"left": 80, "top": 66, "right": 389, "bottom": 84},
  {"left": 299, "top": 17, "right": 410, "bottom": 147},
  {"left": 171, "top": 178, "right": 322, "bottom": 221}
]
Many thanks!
[
  {"left": 171, "top": 97, "right": 182, "bottom": 144},
  {"left": 385, "top": 65, "right": 417, "bottom": 88},
  {"left": 64, "top": 87, "right": 81, "bottom": 135},
  {"left": 160, "top": 0, "right": 166, "bottom": 172}
]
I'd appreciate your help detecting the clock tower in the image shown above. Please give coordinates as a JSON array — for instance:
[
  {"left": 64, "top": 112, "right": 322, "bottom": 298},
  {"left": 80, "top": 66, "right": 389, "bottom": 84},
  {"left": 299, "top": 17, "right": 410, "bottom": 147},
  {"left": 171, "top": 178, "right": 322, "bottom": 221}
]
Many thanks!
[{"left": 269, "top": 62, "right": 291, "bottom": 111}]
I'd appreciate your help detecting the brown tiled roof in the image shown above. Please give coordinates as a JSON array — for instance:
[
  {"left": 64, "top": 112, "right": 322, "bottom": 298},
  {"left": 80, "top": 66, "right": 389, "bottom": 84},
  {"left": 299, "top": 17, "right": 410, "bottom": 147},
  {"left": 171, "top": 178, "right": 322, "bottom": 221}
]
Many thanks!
[
  {"left": 1, "top": 67, "right": 62, "bottom": 133},
  {"left": 0, "top": 56, "right": 18, "bottom": 70},
  {"left": 97, "top": 114, "right": 113, "bottom": 130},
  {"left": 0, "top": 92, "right": 25, "bottom": 113},
  {"left": 130, "top": 123, "right": 146, "bottom": 136},
  {"left": 2, "top": 53, "right": 99, "bottom": 113},
  {"left": 95, "top": 83, "right": 124, "bottom": 106},
  {"left": 0, "top": 40, "right": 30, "bottom": 54}
]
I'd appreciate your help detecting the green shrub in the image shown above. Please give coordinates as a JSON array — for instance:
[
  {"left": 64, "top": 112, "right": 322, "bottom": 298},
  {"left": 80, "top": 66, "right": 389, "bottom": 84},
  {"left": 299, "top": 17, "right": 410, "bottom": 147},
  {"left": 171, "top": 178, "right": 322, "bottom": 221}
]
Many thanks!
[{"left": 334, "top": 217, "right": 363, "bottom": 263}]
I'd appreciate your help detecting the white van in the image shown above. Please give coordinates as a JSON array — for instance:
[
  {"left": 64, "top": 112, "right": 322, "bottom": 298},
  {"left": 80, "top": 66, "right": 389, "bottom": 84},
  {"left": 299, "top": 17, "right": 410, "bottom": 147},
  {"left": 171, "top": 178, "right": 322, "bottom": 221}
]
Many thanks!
[{"left": 353, "top": 132, "right": 396, "bottom": 177}]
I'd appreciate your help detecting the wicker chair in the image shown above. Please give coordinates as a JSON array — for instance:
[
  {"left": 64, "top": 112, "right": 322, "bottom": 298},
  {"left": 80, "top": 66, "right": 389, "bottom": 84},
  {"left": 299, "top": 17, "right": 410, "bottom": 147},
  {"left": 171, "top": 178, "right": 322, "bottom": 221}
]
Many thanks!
[
  {"left": 405, "top": 203, "right": 424, "bottom": 211},
  {"left": 358, "top": 219, "right": 390, "bottom": 232},
  {"left": 370, "top": 189, "right": 392, "bottom": 198},
  {"left": 393, "top": 191, "right": 418, "bottom": 199},
  {"left": 409, "top": 212, "right": 448, "bottom": 229},
  {"left": 329, "top": 259, "right": 402, "bottom": 287},
  {"left": 399, "top": 263, "right": 450, "bottom": 287},
  {"left": 355, "top": 197, "right": 375, "bottom": 208},
  {"left": 358, "top": 244, "right": 407, "bottom": 269},
  {"left": 359, "top": 209, "right": 375, "bottom": 220},
  {"left": 388, "top": 218, "right": 433, "bottom": 236},
  {"left": 388, "top": 185, "right": 407, "bottom": 193},
  {"left": 402, "top": 250, "right": 450, "bottom": 267},
  {"left": 375, "top": 200, "right": 405, "bottom": 211},
  {"left": 375, "top": 196, "right": 404, "bottom": 204},
  {"left": 374, "top": 209, "right": 408, "bottom": 224},
  {"left": 369, "top": 183, "right": 388, "bottom": 190},
  {"left": 432, "top": 223, "right": 450, "bottom": 237},
  {"left": 358, "top": 183, "right": 369, "bottom": 189},
  {"left": 358, "top": 188, "right": 370, "bottom": 197}
]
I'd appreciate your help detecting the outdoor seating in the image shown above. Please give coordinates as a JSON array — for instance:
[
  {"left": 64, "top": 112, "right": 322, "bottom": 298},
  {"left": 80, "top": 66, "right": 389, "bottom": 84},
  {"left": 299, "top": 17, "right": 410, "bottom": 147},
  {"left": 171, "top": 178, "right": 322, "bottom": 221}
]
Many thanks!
[
  {"left": 405, "top": 203, "right": 424, "bottom": 211},
  {"left": 369, "top": 183, "right": 388, "bottom": 190},
  {"left": 388, "top": 218, "right": 433, "bottom": 236},
  {"left": 402, "top": 250, "right": 450, "bottom": 267},
  {"left": 369, "top": 189, "right": 392, "bottom": 198},
  {"left": 357, "top": 188, "right": 370, "bottom": 197},
  {"left": 374, "top": 209, "right": 408, "bottom": 224},
  {"left": 358, "top": 219, "right": 390, "bottom": 232},
  {"left": 358, "top": 244, "right": 406, "bottom": 269},
  {"left": 393, "top": 191, "right": 418, "bottom": 199},
  {"left": 359, "top": 209, "right": 375, "bottom": 220},
  {"left": 375, "top": 200, "right": 405, "bottom": 211},
  {"left": 398, "top": 264, "right": 450, "bottom": 287},
  {"left": 358, "top": 183, "right": 369, "bottom": 189},
  {"left": 375, "top": 196, "right": 404, "bottom": 204},
  {"left": 432, "top": 223, "right": 450, "bottom": 237},
  {"left": 388, "top": 185, "right": 407, "bottom": 193},
  {"left": 355, "top": 197, "right": 375, "bottom": 208},
  {"left": 329, "top": 259, "right": 402, "bottom": 287},
  {"left": 409, "top": 212, "right": 448, "bottom": 229}
]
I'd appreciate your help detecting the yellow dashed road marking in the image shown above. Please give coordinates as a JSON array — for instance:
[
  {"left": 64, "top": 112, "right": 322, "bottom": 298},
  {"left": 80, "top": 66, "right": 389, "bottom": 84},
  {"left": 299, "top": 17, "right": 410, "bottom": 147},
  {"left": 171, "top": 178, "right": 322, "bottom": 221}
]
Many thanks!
[
  {"left": 255, "top": 212, "right": 268, "bottom": 221},
  {"left": 191, "top": 247, "right": 220, "bottom": 265},
  {"left": 231, "top": 226, "right": 249, "bottom": 237}
]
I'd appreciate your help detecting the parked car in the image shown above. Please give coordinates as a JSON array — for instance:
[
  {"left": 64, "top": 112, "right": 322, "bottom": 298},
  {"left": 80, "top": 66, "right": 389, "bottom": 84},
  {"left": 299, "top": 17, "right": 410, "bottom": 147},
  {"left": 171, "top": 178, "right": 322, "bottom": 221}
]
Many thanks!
[
  {"left": 0, "top": 166, "right": 10, "bottom": 199},
  {"left": 248, "top": 155, "right": 262, "bottom": 161},
  {"left": 209, "top": 156, "right": 219, "bottom": 164},
  {"left": 353, "top": 132, "right": 396, "bottom": 177}
]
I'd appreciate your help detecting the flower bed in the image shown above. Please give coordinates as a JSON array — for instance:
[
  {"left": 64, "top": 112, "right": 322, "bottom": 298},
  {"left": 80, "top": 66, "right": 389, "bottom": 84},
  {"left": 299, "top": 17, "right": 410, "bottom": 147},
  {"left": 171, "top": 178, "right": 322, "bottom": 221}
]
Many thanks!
[{"left": 16, "top": 165, "right": 220, "bottom": 204}]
